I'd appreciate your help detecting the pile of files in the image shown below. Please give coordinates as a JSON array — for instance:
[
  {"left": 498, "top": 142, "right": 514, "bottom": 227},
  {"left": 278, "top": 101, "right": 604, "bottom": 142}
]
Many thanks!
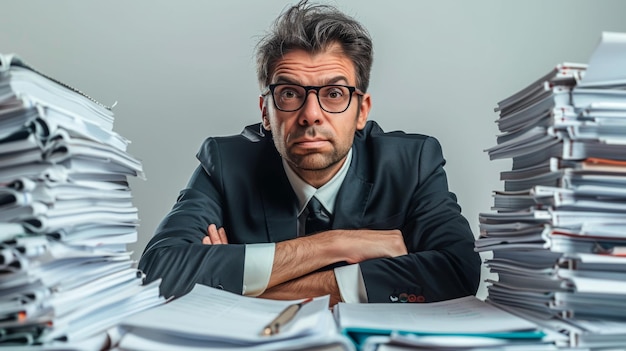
[
  {"left": 0, "top": 54, "right": 163, "bottom": 349},
  {"left": 477, "top": 32, "right": 626, "bottom": 350}
]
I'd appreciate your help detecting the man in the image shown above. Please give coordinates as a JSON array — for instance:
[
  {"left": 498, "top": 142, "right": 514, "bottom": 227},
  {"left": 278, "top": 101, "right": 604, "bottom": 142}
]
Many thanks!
[{"left": 139, "top": 0, "right": 481, "bottom": 306}]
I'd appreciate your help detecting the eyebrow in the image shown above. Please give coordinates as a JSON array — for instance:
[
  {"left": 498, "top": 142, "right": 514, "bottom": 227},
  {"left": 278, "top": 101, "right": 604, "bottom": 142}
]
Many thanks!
[{"left": 273, "top": 75, "right": 350, "bottom": 86}]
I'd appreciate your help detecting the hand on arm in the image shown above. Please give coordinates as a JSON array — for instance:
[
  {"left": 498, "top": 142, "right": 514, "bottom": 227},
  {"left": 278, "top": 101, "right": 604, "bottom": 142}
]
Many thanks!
[
  {"left": 259, "top": 270, "right": 342, "bottom": 306},
  {"left": 203, "top": 224, "right": 228, "bottom": 245}
]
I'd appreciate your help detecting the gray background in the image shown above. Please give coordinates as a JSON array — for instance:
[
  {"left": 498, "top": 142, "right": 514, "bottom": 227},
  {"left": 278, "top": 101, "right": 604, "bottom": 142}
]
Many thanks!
[{"left": 3, "top": 0, "right": 626, "bottom": 299}]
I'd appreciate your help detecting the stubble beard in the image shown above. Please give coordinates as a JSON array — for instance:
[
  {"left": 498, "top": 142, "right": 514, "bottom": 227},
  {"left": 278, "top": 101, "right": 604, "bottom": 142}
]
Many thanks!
[
  {"left": 276, "top": 127, "right": 350, "bottom": 172},
  {"left": 288, "top": 148, "right": 345, "bottom": 172}
]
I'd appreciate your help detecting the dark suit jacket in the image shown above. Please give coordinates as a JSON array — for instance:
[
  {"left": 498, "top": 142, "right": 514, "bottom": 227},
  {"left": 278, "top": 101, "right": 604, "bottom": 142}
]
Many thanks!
[{"left": 139, "top": 121, "right": 481, "bottom": 302}]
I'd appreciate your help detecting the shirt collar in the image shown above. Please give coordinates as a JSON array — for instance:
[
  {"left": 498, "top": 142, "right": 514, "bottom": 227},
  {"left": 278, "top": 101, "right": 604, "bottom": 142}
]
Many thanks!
[{"left": 282, "top": 148, "right": 352, "bottom": 216}]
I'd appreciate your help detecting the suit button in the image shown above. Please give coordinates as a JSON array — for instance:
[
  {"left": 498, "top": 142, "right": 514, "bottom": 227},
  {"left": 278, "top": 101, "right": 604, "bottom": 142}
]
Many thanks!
[
  {"left": 408, "top": 294, "right": 417, "bottom": 302},
  {"left": 389, "top": 289, "right": 399, "bottom": 302},
  {"left": 216, "top": 284, "right": 224, "bottom": 290},
  {"left": 399, "top": 293, "right": 408, "bottom": 303},
  {"left": 416, "top": 295, "right": 425, "bottom": 302}
]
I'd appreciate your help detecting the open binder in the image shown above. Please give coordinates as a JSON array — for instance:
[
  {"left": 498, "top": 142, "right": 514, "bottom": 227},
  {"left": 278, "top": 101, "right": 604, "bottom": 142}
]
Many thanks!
[{"left": 334, "top": 295, "right": 549, "bottom": 350}]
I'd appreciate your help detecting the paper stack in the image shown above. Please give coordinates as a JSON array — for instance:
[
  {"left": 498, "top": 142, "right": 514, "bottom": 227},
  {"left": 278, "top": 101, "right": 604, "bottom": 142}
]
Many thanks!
[
  {"left": 476, "top": 32, "right": 626, "bottom": 349},
  {"left": 0, "top": 54, "right": 164, "bottom": 349}
]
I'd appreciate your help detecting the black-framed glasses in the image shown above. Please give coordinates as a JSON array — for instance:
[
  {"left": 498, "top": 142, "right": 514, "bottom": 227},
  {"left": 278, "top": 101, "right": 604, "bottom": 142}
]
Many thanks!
[{"left": 262, "top": 83, "right": 364, "bottom": 113}]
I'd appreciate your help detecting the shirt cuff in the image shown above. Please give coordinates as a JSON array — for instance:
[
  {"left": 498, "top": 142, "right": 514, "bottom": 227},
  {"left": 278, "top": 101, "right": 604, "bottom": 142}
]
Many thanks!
[
  {"left": 334, "top": 263, "right": 368, "bottom": 303},
  {"left": 242, "top": 243, "right": 275, "bottom": 296}
]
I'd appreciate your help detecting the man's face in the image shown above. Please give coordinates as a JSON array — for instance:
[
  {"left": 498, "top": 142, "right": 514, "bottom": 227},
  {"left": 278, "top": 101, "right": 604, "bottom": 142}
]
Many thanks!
[{"left": 260, "top": 44, "right": 371, "bottom": 186}]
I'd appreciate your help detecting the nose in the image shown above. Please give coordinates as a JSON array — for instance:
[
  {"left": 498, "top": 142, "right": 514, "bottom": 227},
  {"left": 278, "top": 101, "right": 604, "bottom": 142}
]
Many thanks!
[{"left": 297, "top": 89, "right": 324, "bottom": 126}]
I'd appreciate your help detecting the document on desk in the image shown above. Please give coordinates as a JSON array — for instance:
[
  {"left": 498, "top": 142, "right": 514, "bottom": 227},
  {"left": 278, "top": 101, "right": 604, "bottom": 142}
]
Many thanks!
[
  {"left": 117, "top": 284, "right": 354, "bottom": 350},
  {"left": 335, "top": 296, "right": 544, "bottom": 340}
]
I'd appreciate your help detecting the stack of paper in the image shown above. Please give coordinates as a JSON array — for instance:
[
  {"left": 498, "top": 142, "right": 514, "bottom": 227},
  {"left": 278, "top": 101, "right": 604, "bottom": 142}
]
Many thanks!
[
  {"left": 0, "top": 54, "right": 164, "bottom": 349},
  {"left": 115, "top": 284, "right": 355, "bottom": 351},
  {"left": 334, "top": 295, "right": 556, "bottom": 351},
  {"left": 477, "top": 32, "right": 626, "bottom": 349}
]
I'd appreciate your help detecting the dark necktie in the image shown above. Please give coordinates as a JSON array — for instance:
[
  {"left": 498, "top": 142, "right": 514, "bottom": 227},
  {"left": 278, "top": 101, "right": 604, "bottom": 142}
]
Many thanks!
[{"left": 305, "top": 196, "right": 332, "bottom": 235}]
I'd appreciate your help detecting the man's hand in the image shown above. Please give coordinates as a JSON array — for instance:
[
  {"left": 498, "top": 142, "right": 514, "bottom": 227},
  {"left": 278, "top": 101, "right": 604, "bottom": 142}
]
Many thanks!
[
  {"left": 332, "top": 229, "right": 407, "bottom": 264},
  {"left": 202, "top": 224, "right": 228, "bottom": 245},
  {"left": 259, "top": 270, "right": 342, "bottom": 307}
]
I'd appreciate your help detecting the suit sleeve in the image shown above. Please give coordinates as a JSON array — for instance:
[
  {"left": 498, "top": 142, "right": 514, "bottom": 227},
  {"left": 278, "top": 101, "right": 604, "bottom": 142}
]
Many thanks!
[
  {"left": 138, "top": 144, "right": 246, "bottom": 299},
  {"left": 359, "top": 136, "right": 481, "bottom": 303}
]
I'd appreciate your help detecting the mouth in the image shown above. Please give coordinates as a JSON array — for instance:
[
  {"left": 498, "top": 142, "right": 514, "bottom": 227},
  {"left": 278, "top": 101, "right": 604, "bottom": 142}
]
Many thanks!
[
  {"left": 288, "top": 127, "right": 332, "bottom": 151},
  {"left": 293, "top": 139, "right": 330, "bottom": 149}
]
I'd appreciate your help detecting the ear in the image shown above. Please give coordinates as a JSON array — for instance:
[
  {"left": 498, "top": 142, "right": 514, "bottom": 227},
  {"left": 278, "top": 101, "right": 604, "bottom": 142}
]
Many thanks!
[
  {"left": 259, "top": 95, "right": 271, "bottom": 131},
  {"left": 356, "top": 93, "right": 371, "bottom": 130}
]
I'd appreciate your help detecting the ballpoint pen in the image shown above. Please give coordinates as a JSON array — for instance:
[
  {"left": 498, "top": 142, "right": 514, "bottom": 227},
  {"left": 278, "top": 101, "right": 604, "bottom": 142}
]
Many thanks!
[{"left": 260, "top": 297, "right": 313, "bottom": 336}]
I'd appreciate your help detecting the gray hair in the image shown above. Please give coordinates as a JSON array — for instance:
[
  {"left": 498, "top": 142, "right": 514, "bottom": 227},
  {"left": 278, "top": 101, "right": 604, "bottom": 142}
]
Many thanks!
[{"left": 255, "top": 0, "right": 373, "bottom": 92}]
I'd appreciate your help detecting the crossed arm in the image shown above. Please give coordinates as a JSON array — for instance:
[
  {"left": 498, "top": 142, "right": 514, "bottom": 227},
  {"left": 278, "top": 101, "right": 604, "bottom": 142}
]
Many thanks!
[{"left": 203, "top": 224, "right": 408, "bottom": 305}]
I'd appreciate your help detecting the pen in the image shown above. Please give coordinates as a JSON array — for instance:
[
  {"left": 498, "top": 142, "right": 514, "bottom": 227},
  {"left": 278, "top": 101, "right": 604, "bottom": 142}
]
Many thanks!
[{"left": 261, "top": 297, "right": 313, "bottom": 336}]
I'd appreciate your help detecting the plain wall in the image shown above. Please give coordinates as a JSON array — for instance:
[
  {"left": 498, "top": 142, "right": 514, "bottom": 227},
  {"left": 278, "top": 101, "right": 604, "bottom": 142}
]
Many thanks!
[{"left": 3, "top": 0, "right": 626, "bottom": 299}]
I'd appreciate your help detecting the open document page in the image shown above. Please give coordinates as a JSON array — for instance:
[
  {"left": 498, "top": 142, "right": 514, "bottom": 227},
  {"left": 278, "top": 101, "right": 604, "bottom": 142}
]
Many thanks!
[{"left": 115, "top": 284, "right": 354, "bottom": 351}]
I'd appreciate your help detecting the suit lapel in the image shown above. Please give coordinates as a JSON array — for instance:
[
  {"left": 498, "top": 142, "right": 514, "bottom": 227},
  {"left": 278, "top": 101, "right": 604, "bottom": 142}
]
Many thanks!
[
  {"left": 257, "top": 141, "right": 299, "bottom": 243},
  {"left": 332, "top": 145, "right": 373, "bottom": 229}
]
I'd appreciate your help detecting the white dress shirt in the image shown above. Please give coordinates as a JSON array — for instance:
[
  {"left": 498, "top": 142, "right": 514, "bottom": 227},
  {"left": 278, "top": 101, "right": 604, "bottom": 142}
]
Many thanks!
[{"left": 241, "top": 148, "right": 367, "bottom": 303}]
